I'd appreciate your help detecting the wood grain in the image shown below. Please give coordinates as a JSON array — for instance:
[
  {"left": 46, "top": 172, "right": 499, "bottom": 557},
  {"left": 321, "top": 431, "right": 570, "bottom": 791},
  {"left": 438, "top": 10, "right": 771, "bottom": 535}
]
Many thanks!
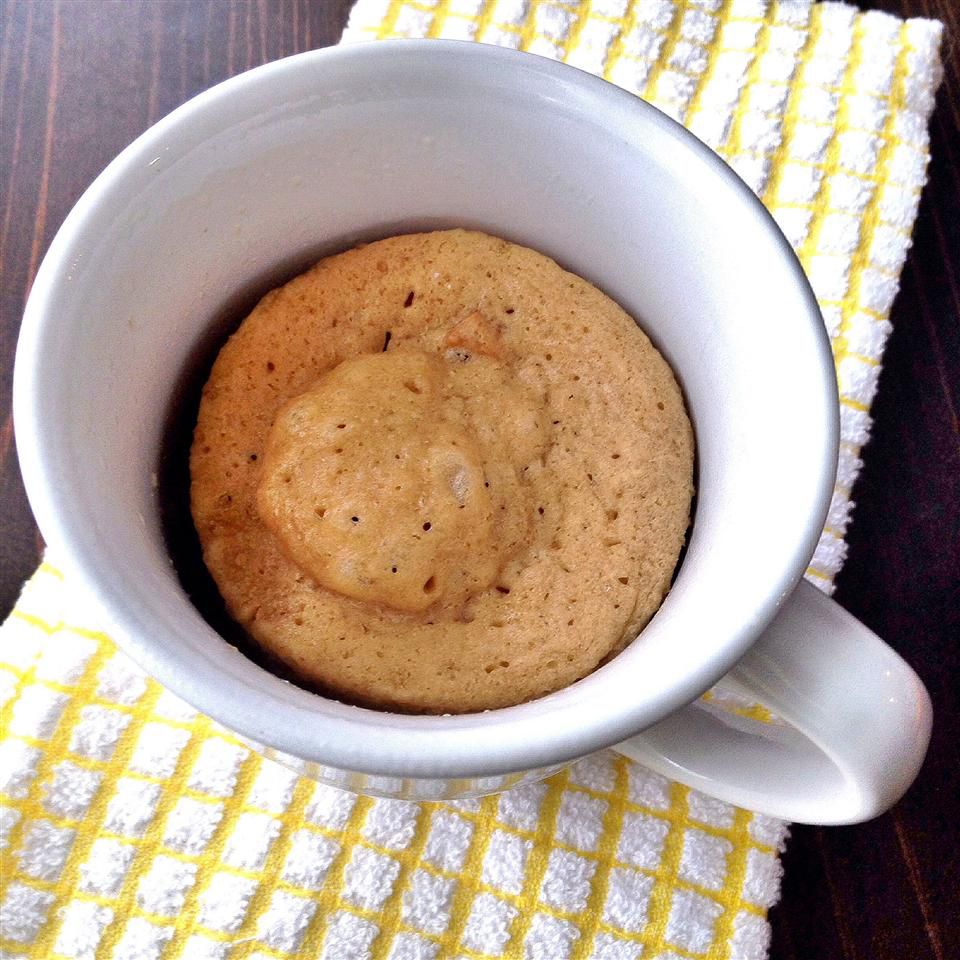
[{"left": 1, "top": 3, "right": 957, "bottom": 958}]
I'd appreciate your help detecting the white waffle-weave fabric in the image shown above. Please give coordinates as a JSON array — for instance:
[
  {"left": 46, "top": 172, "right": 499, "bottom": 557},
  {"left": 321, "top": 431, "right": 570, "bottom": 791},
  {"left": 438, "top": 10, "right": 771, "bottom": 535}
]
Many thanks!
[
  {"left": 0, "top": 566, "right": 790, "bottom": 960},
  {"left": 0, "top": 2, "right": 944, "bottom": 959}
]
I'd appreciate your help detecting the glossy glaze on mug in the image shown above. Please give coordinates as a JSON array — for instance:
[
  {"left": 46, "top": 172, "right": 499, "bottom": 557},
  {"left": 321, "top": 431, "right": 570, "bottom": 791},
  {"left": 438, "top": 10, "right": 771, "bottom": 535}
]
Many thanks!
[{"left": 16, "top": 42, "right": 840, "bottom": 798}]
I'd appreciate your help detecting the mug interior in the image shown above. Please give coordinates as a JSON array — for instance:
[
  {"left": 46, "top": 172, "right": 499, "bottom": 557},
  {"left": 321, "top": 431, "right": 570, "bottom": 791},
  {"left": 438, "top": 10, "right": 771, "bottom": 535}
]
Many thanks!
[{"left": 14, "top": 42, "right": 837, "bottom": 778}]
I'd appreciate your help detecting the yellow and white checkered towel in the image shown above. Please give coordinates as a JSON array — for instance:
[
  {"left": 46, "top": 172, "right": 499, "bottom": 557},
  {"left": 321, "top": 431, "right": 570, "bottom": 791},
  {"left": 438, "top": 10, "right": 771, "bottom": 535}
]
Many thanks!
[{"left": 0, "top": 2, "right": 944, "bottom": 958}]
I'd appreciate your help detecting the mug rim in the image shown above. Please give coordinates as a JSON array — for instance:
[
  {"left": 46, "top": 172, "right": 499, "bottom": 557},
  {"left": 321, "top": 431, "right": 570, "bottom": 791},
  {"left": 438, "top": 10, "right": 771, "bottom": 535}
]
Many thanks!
[{"left": 14, "top": 39, "right": 838, "bottom": 778}]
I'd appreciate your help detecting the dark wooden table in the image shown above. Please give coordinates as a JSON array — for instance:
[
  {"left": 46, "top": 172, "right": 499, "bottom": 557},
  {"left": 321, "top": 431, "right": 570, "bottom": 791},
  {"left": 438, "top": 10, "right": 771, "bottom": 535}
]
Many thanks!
[{"left": 1, "top": 2, "right": 956, "bottom": 957}]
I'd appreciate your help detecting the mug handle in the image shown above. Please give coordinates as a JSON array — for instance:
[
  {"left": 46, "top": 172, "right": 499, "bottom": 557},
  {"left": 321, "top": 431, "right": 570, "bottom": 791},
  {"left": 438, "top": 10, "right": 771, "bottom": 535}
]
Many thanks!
[{"left": 612, "top": 580, "right": 932, "bottom": 824}]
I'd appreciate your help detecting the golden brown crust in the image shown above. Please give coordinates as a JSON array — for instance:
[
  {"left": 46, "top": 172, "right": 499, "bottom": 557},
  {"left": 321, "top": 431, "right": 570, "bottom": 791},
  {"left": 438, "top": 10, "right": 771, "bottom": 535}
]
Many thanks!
[{"left": 190, "top": 229, "right": 694, "bottom": 713}]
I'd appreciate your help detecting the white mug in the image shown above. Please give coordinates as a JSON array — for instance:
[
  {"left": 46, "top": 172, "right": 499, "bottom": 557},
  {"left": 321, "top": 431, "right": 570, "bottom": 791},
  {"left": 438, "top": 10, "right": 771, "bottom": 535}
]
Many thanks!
[{"left": 14, "top": 41, "right": 931, "bottom": 824}]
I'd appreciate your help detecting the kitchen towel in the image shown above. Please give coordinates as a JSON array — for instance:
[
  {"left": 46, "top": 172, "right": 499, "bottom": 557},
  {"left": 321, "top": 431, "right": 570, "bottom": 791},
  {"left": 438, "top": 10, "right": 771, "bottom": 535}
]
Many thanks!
[{"left": 0, "top": 2, "right": 943, "bottom": 959}]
